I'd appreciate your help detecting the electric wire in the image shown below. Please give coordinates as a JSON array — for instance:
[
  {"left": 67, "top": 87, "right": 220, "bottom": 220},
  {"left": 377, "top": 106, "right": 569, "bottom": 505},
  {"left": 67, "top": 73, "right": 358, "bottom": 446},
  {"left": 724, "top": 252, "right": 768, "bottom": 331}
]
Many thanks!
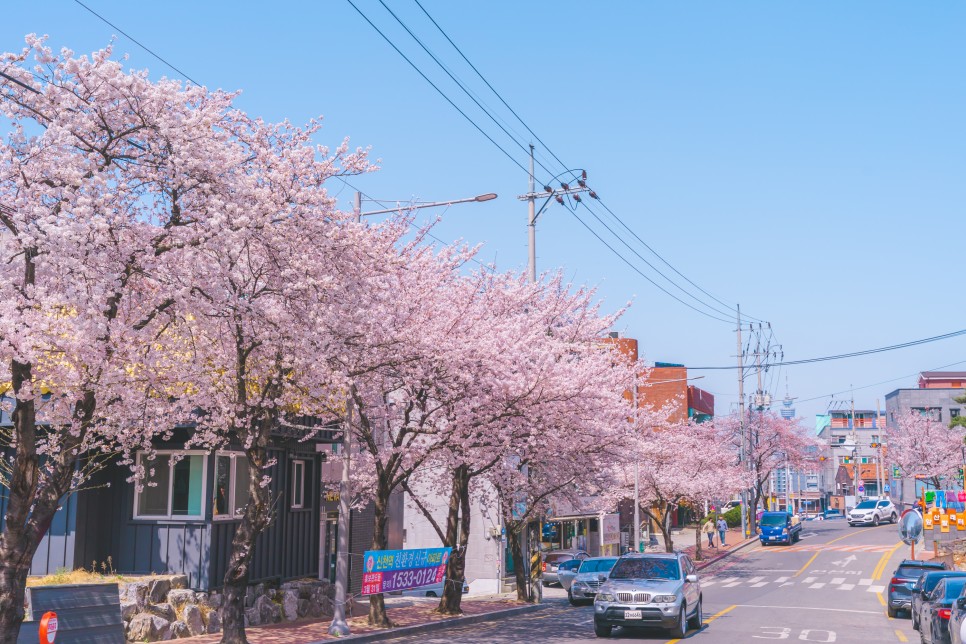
[
  {"left": 688, "top": 328, "right": 966, "bottom": 370},
  {"left": 395, "top": 0, "right": 765, "bottom": 324},
  {"left": 71, "top": 0, "right": 201, "bottom": 86},
  {"left": 343, "top": 0, "right": 529, "bottom": 176}
]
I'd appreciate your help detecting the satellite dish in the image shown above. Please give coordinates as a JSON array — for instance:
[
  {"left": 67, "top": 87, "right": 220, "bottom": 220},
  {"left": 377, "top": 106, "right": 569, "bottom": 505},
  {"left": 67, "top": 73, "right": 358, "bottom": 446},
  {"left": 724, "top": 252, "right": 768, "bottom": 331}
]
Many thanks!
[{"left": 899, "top": 509, "right": 923, "bottom": 546}]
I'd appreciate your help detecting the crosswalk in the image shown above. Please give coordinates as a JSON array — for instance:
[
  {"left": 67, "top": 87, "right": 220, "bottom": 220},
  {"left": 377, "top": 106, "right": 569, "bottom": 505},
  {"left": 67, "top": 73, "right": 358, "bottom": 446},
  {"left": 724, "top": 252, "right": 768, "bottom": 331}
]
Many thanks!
[
  {"left": 701, "top": 573, "right": 886, "bottom": 594},
  {"left": 758, "top": 543, "right": 892, "bottom": 553}
]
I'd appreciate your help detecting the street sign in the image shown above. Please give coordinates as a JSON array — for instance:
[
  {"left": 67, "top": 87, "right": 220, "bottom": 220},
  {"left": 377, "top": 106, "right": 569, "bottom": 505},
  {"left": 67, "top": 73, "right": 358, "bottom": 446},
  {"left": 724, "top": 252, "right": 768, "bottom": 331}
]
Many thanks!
[
  {"left": 884, "top": 484, "right": 891, "bottom": 493},
  {"left": 858, "top": 485, "right": 865, "bottom": 493}
]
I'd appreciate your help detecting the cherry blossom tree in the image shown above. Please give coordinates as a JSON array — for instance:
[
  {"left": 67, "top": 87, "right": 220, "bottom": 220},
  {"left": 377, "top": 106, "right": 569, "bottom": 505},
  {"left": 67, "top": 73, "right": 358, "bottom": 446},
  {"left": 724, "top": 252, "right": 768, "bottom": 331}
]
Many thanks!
[
  {"left": 889, "top": 409, "right": 966, "bottom": 491},
  {"left": 0, "top": 37, "right": 274, "bottom": 642},
  {"left": 717, "top": 411, "right": 818, "bottom": 534}
]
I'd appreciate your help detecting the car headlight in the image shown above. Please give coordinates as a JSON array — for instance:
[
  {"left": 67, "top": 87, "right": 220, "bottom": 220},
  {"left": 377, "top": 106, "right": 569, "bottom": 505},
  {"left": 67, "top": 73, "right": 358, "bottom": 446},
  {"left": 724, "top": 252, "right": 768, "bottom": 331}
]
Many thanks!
[
  {"left": 597, "top": 592, "right": 615, "bottom": 602},
  {"left": 782, "top": 528, "right": 788, "bottom": 534},
  {"left": 653, "top": 594, "right": 678, "bottom": 603}
]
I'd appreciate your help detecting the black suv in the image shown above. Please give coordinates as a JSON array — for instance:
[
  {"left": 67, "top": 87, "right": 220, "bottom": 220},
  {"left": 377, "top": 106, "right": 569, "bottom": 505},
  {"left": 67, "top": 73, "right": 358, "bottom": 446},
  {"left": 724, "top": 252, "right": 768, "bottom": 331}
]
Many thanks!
[{"left": 888, "top": 559, "right": 950, "bottom": 618}]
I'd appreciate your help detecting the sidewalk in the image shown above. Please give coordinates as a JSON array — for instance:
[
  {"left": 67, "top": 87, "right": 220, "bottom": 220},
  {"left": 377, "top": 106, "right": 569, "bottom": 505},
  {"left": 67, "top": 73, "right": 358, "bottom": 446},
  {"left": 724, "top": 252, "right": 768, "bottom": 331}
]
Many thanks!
[
  {"left": 179, "top": 595, "right": 545, "bottom": 643},
  {"left": 648, "top": 525, "right": 758, "bottom": 569}
]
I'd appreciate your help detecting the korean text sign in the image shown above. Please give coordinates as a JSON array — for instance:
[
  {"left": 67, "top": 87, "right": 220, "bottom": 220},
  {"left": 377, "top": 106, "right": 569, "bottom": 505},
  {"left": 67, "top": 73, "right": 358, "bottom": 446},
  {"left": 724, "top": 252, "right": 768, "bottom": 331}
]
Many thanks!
[{"left": 361, "top": 547, "right": 451, "bottom": 595}]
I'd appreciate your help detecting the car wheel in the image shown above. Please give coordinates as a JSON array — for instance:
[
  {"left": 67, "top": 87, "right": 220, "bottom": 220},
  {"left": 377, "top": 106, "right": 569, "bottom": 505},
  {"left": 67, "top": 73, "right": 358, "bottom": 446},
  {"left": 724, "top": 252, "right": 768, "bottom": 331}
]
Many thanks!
[
  {"left": 426, "top": 591, "right": 437, "bottom": 597},
  {"left": 688, "top": 598, "right": 703, "bottom": 629},
  {"left": 912, "top": 611, "right": 918, "bottom": 630},
  {"left": 891, "top": 513, "right": 898, "bottom": 524},
  {"left": 594, "top": 621, "right": 612, "bottom": 638},
  {"left": 568, "top": 590, "right": 579, "bottom": 607},
  {"left": 887, "top": 605, "right": 898, "bottom": 618},
  {"left": 873, "top": 515, "right": 880, "bottom": 527},
  {"left": 921, "top": 623, "right": 928, "bottom": 644},
  {"left": 669, "top": 605, "right": 688, "bottom": 638}
]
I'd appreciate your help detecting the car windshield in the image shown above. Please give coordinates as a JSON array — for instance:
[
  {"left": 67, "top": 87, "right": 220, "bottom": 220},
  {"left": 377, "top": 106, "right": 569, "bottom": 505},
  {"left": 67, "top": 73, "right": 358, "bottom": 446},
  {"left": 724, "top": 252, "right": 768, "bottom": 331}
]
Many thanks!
[
  {"left": 944, "top": 579, "right": 966, "bottom": 599},
  {"left": 560, "top": 560, "right": 581, "bottom": 572},
  {"left": 609, "top": 557, "right": 680, "bottom": 581},
  {"left": 760, "top": 514, "right": 788, "bottom": 526},
  {"left": 579, "top": 558, "right": 618, "bottom": 573},
  {"left": 855, "top": 501, "right": 877, "bottom": 509}
]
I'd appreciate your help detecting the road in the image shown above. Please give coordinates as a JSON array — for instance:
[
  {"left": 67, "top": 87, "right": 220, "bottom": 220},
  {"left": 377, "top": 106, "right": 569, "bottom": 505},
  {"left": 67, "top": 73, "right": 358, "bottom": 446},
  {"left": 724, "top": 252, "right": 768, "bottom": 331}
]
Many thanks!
[{"left": 384, "top": 519, "right": 919, "bottom": 643}]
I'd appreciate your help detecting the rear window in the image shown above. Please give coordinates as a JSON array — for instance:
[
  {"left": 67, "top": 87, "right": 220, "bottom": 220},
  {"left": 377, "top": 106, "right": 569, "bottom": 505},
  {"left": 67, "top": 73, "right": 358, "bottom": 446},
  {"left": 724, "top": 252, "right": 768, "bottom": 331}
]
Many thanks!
[
  {"left": 898, "top": 565, "right": 945, "bottom": 578},
  {"left": 579, "top": 558, "right": 618, "bottom": 573},
  {"left": 545, "top": 553, "right": 576, "bottom": 564},
  {"left": 610, "top": 557, "right": 680, "bottom": 581}
]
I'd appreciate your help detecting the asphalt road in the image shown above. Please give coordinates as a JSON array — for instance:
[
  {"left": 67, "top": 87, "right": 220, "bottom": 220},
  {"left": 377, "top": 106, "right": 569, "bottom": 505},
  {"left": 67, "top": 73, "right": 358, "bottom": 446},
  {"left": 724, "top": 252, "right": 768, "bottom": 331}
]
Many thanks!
[{"left": 383, "top": 519, "right": 921, "bottom": 643}]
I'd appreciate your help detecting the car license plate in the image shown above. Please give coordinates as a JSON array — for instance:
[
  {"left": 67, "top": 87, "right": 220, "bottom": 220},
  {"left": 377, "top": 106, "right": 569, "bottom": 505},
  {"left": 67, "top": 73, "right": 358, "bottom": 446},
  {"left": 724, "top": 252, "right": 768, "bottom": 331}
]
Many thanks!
[
  {"left": 624, "top": 610, "right": 642, "bottom": 620},
  {"left": 550, "top": 566, "right": 557, "bottom": 571},
  {"left": 769, "top": 536, "right": 778, "bottom": 540}
]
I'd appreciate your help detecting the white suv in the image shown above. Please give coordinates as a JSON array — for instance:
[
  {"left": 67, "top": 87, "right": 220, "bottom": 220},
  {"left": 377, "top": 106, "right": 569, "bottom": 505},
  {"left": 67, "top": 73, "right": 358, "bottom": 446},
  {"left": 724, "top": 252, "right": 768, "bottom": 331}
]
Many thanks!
[{"left": 848, "top": 499, "right": 897, "bottom": 526}]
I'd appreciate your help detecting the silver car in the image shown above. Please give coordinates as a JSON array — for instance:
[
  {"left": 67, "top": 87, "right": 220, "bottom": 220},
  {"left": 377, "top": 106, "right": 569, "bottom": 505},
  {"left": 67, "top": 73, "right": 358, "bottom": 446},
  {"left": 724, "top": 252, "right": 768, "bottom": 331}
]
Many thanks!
[
  {"left": 542, "top": 550, "right": 589, "bottom": 586},
  {"left": 593, "top": 552, "right": 702, "bottom": 639},
  {"left": 569, "top": 557, "right": 618, "bottom": 605},
  {"left": 557, "top": 559, "right": 584, "bottom": 592}
]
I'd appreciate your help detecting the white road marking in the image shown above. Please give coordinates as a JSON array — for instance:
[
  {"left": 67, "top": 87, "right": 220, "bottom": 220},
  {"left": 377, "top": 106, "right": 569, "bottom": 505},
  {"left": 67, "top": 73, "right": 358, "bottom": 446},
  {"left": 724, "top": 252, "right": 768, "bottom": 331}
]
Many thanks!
[
  {"left": 748, "top": 576, "right": 765, "bottom": 583},
  {"left": 774, "top": 577, "right": 789, "bottom": 583},
  {"left": 809, "top": 583, "right": 826, "bottom": 589},
  {"left": 858, "top": 579, "right": 873, "bottom": 586},
  {"left": 837, "top": 584, "right": 856, "bottom": 590},
  {"left": 723, "top": 582, "right": 742, "bottom": 587},
  {"left": 867, "top": 585, "right": 885, "bottom": 593},
  {"left": 803, "top": 577, "right": 816, "bottom": 583},
  {"left": 734, "top": 604, "right": 881, "bottom": 614},
  {"left": 751, "top": 582, "right": 769, "bottom": 587}
]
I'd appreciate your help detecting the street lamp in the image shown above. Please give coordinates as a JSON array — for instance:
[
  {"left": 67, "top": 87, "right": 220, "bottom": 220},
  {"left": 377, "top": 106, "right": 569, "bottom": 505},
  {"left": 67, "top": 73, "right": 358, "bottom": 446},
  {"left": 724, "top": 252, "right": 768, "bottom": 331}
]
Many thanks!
[
  {"left": 328, "top": 189, "right": 497, "bottom": 638},
  {"left": 354, "top": 191, "right": 497, "bottom": 221}
]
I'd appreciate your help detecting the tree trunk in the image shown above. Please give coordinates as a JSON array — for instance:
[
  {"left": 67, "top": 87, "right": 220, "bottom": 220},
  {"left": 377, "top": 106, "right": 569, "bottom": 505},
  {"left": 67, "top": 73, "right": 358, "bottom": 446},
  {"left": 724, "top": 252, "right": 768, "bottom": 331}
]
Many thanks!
[
  {"left": 506, "top": 525, "right": 530, "bottom": 602},
  {"left": 220, "top": 445, "right": 273, "bottom": 644},
  {"left": 661, "top": 507, "right": 674, "bottom": 553},
  {"left": 437, "top": 465, "right": 469, "bottom": 615},
  {"left": 694, "top": 519, "right": 703, "bottom": 561},
  {"left": 368, "top": 477, "right": 394, "bottom": 628}
]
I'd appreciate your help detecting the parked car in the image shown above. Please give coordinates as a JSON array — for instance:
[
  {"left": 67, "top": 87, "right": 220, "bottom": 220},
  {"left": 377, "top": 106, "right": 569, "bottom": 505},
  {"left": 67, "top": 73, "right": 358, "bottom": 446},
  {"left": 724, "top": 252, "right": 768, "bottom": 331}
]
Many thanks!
[
  {"left": 822, "top": 509, "right": 845, "bottom": 520},
  {"left": 400, "top": 578, "right": 469, "bottom": 597},
  {"left": 848, "top": 499, "right": 898, "bottom": 527},
  {"left": 542, "top": 550, "right": 589, "bottom": 586},
  {"left": 569, "top": 557, "right": 618, "bottom": 605},
  {"left": 913, "top": 572, "right": 966, "bottom": 631},
  {"left": 888, "top": 559, "right": 951, "bottom": 618},
  {"left": 918, "top": 577, "right": 966, "bottom": 644},
  {"left": 592, "top": 552, "right": 702, "bottom": 639},
  {"left": 758, "top": 511, "right": 802, "bottom": 546},
  {"left": 947, "top": 585, "right": 966, "bottom": 644},
  {"left": 557, "top": 558, "right": 584, "bottom": 592},
  {"left": 723, "top": 500, "right": 740, "bottom": 511}
]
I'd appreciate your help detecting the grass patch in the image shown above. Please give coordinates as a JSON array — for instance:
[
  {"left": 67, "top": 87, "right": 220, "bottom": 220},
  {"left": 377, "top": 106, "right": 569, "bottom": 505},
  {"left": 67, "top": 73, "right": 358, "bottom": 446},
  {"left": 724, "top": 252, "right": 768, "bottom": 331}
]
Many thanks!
[{"left": 27, "top": 567, "right": 133, "bottom": 587}]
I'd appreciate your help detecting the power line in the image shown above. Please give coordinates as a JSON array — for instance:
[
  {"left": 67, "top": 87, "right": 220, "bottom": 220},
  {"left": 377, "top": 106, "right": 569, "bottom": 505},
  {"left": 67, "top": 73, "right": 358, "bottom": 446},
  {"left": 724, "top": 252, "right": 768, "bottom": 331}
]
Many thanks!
[
  {"left": 795, "top": 359, "right": 966, "bottom": 404},
  {"left": 567, "top": 206, "right": 733, "bottom": 324},
  {"left": 393, "top": 0, "right": 764, "bottom": 325},
  {"left": 71, "top": 0, "right": 201, "bottom": 86},
  {"left": 343, "top": 0, "right": 529, "bottom": 176},
  {"left": 688, "top": 328, "right": 966, "bottom": 370}
]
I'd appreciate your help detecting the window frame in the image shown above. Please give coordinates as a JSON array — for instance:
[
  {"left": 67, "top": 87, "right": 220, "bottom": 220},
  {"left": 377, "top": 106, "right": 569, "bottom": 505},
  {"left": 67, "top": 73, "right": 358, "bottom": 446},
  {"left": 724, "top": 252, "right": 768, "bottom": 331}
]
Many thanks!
[
  {"left": 291, "top": 459, "right": 307, "bottom": 510},
  {"left": 212, "top": 451, "right": 252, "bottom": 522},
  {"left": 134, "top": 450, "right": 209, "bottom": 521}
]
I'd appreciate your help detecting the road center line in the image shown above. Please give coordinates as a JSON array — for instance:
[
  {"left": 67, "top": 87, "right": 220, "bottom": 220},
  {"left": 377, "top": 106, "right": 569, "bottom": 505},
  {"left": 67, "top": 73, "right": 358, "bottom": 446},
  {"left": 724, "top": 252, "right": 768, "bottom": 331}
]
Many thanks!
[
  {"left": 666, "top": 604, "right": 736, "bottom": 644},
  {"left": 732, "top": 604, "right": 881, "bottom": 614},
  {"left": 794, "top": 524, "right": 895, "bottom": 577}
]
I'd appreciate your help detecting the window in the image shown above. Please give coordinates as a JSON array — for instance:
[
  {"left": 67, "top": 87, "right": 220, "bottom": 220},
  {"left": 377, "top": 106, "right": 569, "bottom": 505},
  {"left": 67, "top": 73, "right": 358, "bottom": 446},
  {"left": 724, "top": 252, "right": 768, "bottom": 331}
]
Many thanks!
[
  {"left": 291, "top": 459, "right": 310, "bottom": 510},
  {"left": 135, "top": 452, "right": 207, "bottom": 520},
  {"left": 951, "top": 409, "right": 961, "bottom": 419},
  {"left": 213, "top": 453, "right": 251, "bottom": 520}
]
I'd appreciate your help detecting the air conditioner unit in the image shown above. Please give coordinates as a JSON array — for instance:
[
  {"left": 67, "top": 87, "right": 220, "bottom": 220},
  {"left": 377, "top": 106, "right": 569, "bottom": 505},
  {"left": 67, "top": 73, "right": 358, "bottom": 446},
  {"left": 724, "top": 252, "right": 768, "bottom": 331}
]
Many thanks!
[{"left": 487, "top": 526, "right": 502, "bottom": 539}]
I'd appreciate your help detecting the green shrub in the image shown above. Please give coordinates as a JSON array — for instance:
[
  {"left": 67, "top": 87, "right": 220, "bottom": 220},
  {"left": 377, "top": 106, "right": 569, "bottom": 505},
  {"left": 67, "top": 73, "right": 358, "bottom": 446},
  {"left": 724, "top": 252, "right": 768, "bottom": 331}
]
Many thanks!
[{"left": 722, "top": 507, "right": 742, "bottom": 528}]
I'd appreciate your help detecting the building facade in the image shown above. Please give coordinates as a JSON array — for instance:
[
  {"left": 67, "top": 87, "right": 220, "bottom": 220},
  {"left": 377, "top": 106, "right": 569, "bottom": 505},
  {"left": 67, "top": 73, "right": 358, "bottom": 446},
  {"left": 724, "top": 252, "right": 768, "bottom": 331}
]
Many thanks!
[{"left": 815, "top": 408, "right": 887, "bottom": 507}]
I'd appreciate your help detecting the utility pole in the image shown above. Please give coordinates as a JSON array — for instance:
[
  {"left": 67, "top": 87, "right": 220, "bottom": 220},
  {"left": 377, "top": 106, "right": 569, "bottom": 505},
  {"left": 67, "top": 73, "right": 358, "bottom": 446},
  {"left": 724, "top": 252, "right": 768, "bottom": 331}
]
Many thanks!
[
  {"left": 737, "top": 306, "right": 748, "bottom": 540},
  {"left": 632, "top": 377, "right": 641, "bottom": 553},
  {"left": 851, "top": 392, "right": 859, "bottom": 506},
  {"left": 328, "top": 394, "right": 353, "bottom": 636},
  {"left": 518, "top": 145, "right": 590, "bottom": 283},
  {"left": 876, "top": 399, "right": 884, "bottom": 498}
]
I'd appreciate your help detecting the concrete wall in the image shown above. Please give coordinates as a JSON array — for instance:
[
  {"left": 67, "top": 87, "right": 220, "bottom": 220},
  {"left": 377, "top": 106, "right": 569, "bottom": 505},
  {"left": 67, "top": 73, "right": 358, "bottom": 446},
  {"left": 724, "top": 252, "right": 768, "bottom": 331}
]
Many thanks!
[{"left": 402, "top": 476, "right": 504, "bottom": 595}]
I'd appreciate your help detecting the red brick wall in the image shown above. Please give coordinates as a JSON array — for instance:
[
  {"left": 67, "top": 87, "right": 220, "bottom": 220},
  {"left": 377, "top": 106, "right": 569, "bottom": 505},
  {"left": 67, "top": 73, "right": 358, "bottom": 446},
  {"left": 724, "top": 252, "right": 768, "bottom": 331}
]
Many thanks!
[{"left": 640, "top": 366, "right": 688, "bottom": 423}]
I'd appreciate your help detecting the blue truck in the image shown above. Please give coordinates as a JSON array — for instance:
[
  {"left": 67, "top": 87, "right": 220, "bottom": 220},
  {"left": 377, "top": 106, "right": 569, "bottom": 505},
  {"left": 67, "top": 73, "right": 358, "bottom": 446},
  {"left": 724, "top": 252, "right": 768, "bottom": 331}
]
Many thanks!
[{"left": 758, "top": 511, "right": 802, "bottom": 546}]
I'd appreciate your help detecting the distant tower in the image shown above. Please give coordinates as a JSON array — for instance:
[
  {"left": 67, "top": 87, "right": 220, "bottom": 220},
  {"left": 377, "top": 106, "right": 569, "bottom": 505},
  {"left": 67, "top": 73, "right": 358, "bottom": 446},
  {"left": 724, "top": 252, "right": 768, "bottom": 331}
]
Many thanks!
[{"left": 780, "top": 376, "right": 796, "bottom": 420}]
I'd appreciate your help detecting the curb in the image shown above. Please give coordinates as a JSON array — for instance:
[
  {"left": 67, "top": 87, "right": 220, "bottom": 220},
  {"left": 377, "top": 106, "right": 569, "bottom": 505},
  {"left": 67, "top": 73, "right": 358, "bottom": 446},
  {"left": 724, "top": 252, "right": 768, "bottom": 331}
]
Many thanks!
[
  {"left": 311, "top": 602, "right": 550, "bottom": 643},
  {"left": 695, "top": 537, "right": 758, "bottom": 571}
]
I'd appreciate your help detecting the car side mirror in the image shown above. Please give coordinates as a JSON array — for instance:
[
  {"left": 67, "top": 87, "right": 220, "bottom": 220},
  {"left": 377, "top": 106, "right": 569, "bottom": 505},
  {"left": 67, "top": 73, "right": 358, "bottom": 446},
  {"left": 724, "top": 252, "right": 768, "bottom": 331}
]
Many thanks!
[{"left": 686, "top": 574, "right": 698, "bottom": 583}]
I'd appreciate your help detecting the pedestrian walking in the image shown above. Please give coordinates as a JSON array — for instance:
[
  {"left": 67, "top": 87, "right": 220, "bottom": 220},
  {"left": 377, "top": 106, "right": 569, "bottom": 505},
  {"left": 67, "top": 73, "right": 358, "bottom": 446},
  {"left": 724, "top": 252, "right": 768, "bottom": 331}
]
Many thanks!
[
  {"left": 702, "top": 517, "right": 716, "bottom": 548},
  {"left": 716, "top": 517, "right": 728, "bottom": 546}
]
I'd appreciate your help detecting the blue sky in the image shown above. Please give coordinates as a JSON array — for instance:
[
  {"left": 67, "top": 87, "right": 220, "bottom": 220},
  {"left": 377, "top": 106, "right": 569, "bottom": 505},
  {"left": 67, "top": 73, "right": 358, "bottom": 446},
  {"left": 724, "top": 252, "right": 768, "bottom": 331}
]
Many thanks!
[{"left": 2, "top": 1, "right": 964, "bottom": 421}]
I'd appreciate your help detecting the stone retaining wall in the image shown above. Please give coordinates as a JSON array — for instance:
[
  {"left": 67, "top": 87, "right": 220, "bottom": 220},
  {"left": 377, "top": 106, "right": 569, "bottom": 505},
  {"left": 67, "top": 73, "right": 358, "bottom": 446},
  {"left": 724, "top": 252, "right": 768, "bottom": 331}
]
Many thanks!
[{"left": 119, "top": 576, "right": 339, "bottom": 642}]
